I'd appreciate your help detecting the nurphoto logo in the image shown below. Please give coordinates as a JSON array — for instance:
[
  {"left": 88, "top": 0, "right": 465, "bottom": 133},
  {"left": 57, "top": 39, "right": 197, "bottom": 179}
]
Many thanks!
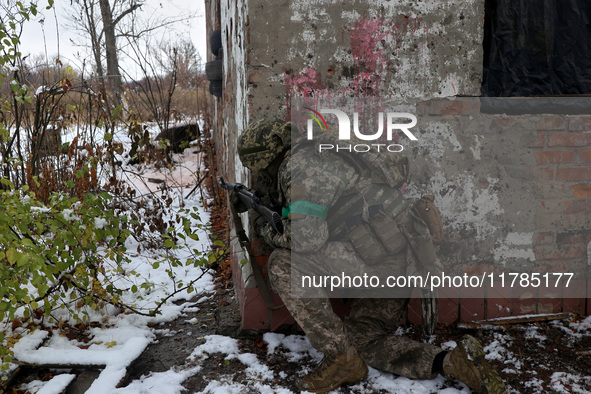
[{"left": 303, "top": 107, "right": 418, "bottom": 153}]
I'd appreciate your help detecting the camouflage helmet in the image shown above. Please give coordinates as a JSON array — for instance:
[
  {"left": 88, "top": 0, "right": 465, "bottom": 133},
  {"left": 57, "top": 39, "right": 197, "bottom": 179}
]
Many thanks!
[{"left": 238, "top": 119, "right": 291, "bottom": 172}]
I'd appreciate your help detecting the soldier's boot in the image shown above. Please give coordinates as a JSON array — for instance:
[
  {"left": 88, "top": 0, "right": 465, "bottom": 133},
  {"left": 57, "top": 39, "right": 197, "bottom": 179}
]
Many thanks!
[
  {"left": 443, "top": 335, "right": 507, "bottom": 394},
  {"left": 296, "top": 347, "right": 368, "bottom": 393}
]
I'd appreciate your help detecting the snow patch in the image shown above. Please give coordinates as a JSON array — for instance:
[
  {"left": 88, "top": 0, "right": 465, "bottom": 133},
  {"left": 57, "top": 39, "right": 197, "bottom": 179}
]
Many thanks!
[{"left": 551, "top": 372, "right": 591, "bottom": 394}]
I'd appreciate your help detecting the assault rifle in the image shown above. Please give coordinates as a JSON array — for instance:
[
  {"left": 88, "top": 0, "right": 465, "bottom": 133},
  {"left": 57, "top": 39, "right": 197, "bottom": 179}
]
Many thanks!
[{"left": 219, "top": 177, "right": 284, "bottom": 235}]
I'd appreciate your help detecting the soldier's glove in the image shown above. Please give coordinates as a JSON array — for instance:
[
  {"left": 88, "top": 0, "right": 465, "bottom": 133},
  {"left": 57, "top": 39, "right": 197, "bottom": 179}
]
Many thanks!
[
  {"left": 250, "top": 213, "right": 276, "bottom": 248},
  {"left": 259, "top": 222, "right": 277, "bottom": 248},
  {"left": 253, "top": 214, "right": 268, "bottom": 236},
  {"left": 258, "top": 217, "right": 283, "bottom": 249},
  {"left": 257, "top": 216, "right": 290, "bottom": 249},
  {"left": 228, "top": 190, "right": 248, "bottom": 213}
]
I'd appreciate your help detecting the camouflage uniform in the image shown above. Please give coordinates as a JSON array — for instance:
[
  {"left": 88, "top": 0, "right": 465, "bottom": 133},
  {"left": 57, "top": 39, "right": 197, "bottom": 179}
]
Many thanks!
[
  {"left": 237, "top": 119, "right": 442, "bottom": 379},
  {"left": 236, "top": 119, "right": 507, "bottom": 393},
  {"left": 262, "top": 145, "right": 442, "bottom": 380}
]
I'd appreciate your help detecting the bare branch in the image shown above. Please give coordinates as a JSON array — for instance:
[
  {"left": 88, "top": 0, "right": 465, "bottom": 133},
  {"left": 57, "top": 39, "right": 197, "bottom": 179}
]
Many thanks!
[
  {"left": 115, "top": 13, "right": 195, "bottom": 40},
  {"left": 112, "top": 2, "right": 143, "bottom": 27}
]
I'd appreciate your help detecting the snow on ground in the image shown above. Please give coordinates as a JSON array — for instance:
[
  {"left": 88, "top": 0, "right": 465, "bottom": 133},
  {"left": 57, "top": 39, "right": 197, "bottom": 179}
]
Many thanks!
[
  {"left": 116, "top": 368, "right": 201, "bottom": 394},
  {"left": 550, "top": 372, "right": 591, "bottom": 394},
  {"left": 484, "top": 332, "right": 522, "bottom": 375},
  {"left": 5, "top": 124, "right": 591, "bottom": 393},
  {"left": 569, "top": 315, "right": 591, "bottom": 337},
  {"left": 21, "top": 374, "right": 76, "bottom": 394},
  {"left": 181, "top": 333, "right": 466, "bottom": 394}
]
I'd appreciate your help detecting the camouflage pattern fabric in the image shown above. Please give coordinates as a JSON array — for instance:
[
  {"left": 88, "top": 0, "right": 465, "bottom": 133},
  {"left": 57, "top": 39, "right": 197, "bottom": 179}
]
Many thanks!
[
  {"left": 240, "top": 119, "right": 442, "bottom": 380},
  {"left": 237, "top": 119, "right": 291, "bottom": 173},
  {"left": 313, "top": 131, "right": 410, "bottom": 188},
  {"left": 258, "top": 146, "right": 359, "bottom": 252},
  {"left": 269, "top": 247, "right": 442, "bottom": 379},
  {"left": 344, "top": 298, "right": 442, "bottom": 379},
  {"left": 268, "top": 248, "right": 349, "bottom": 356}
]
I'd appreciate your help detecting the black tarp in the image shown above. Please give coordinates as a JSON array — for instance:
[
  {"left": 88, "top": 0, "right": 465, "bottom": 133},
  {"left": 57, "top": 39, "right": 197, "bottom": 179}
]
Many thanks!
[{"left": 482, "top": 0, "right": 591, "bottom": 96}]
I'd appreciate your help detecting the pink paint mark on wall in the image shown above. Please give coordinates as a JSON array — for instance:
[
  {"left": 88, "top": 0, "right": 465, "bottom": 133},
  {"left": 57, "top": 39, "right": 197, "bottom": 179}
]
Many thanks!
[
  {"left": 285, "top": 15, "right": 434, "bottom": 100},
  {"left": 284, "top": 67, "right": 326, "bottom": 116},
  {"left": 345, "top": 15, "right": 428, "bottom": 96},
  {"left": 421, "top": 44, "right": 428, "bottom": 65},
  {"left": 345, "top": 17, "right": 395, "bottom": 96},
  {"left": 407, "top": 16, "right": 422, "bottom": 36},
  {"left": 348, "top": 17, "right": 387, "bottom": 74},
  {"left": 284, "top": 67, "right": 325, "bottom": 97}
]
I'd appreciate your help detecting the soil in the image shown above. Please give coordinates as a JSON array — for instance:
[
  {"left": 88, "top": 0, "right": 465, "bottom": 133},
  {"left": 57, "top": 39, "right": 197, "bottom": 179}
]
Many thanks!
[{"left": 169, "top": 298, "right": 591, "bottom": 393}]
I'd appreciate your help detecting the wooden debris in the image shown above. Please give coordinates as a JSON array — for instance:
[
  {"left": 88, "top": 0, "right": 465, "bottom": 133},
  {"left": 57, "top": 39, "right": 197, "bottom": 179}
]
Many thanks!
[
  {"left": 459, "top": 312, "right": 575, "bottom": 329},
  {"left": 10, "top": 360, "right": 106, "bottom": 369}
]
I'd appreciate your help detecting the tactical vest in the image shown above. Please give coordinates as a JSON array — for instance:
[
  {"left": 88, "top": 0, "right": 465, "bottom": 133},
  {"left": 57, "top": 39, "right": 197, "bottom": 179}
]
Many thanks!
[
  {"left": 296, "top": 144, "right": 413, "bottom": 265},
  {"left": 284, "top": 143, "right": 440, "bottom": 270},
  {"left": 326, "top": 177, "right": 410, "bottom": 265}
]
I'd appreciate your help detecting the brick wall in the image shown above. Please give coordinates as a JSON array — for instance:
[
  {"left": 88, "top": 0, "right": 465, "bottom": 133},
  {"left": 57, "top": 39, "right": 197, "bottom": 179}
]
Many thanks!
[
  {"left": 407, "top": 99, "right": 591, "bottom": 324},
  {"left": 532, "top": 116, "right": 591, "bottom": 317}
]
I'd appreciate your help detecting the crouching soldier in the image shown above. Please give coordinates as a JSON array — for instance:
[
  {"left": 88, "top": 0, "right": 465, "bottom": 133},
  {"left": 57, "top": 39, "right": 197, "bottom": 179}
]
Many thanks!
[{"left": 229, "top": 118, "right": 506, "bottom": 394}]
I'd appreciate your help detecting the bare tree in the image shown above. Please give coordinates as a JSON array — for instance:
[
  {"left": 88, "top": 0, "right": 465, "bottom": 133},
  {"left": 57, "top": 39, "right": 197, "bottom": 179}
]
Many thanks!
[
  {"left": 66, "top": 0, "right": 195, "bottom": 105},
  {"left": 98, "top": 0, "right": 141, "bottom": 102},
  {"left": 172, "top": 39, "right": 202, "bottom": 89},
  {"left": 77, "top": 0, "right": 105, "bottom": 85}
]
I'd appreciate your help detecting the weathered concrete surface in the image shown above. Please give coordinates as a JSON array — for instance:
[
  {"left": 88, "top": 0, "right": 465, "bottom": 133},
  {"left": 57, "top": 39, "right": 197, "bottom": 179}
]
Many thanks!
[
  {"left": 409, "top": 100, "right": 590, "bottom": 281},
  {"left": 247, "top": 0, "right": 484, "bottom": 118},
  {"left": 220, "top": 0, "right": 249, "bottom": 185},
  {"left": 237, "top": 0, "right": 487, "bottom": 294},
  {"left": 406, "top": 99, "right": 539, "bottom": 272},
  {"left": 219, "top": 0, "right": 254, "bottom": 297}
]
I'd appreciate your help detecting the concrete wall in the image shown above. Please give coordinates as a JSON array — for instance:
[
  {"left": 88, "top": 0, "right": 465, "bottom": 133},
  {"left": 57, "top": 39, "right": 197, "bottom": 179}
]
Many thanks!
[
  {"left": 247, "top": 0, "right": 483, "bottom": 115},
  {"left": 206, "top": 0, "right": 591, "bottom": 329}
]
